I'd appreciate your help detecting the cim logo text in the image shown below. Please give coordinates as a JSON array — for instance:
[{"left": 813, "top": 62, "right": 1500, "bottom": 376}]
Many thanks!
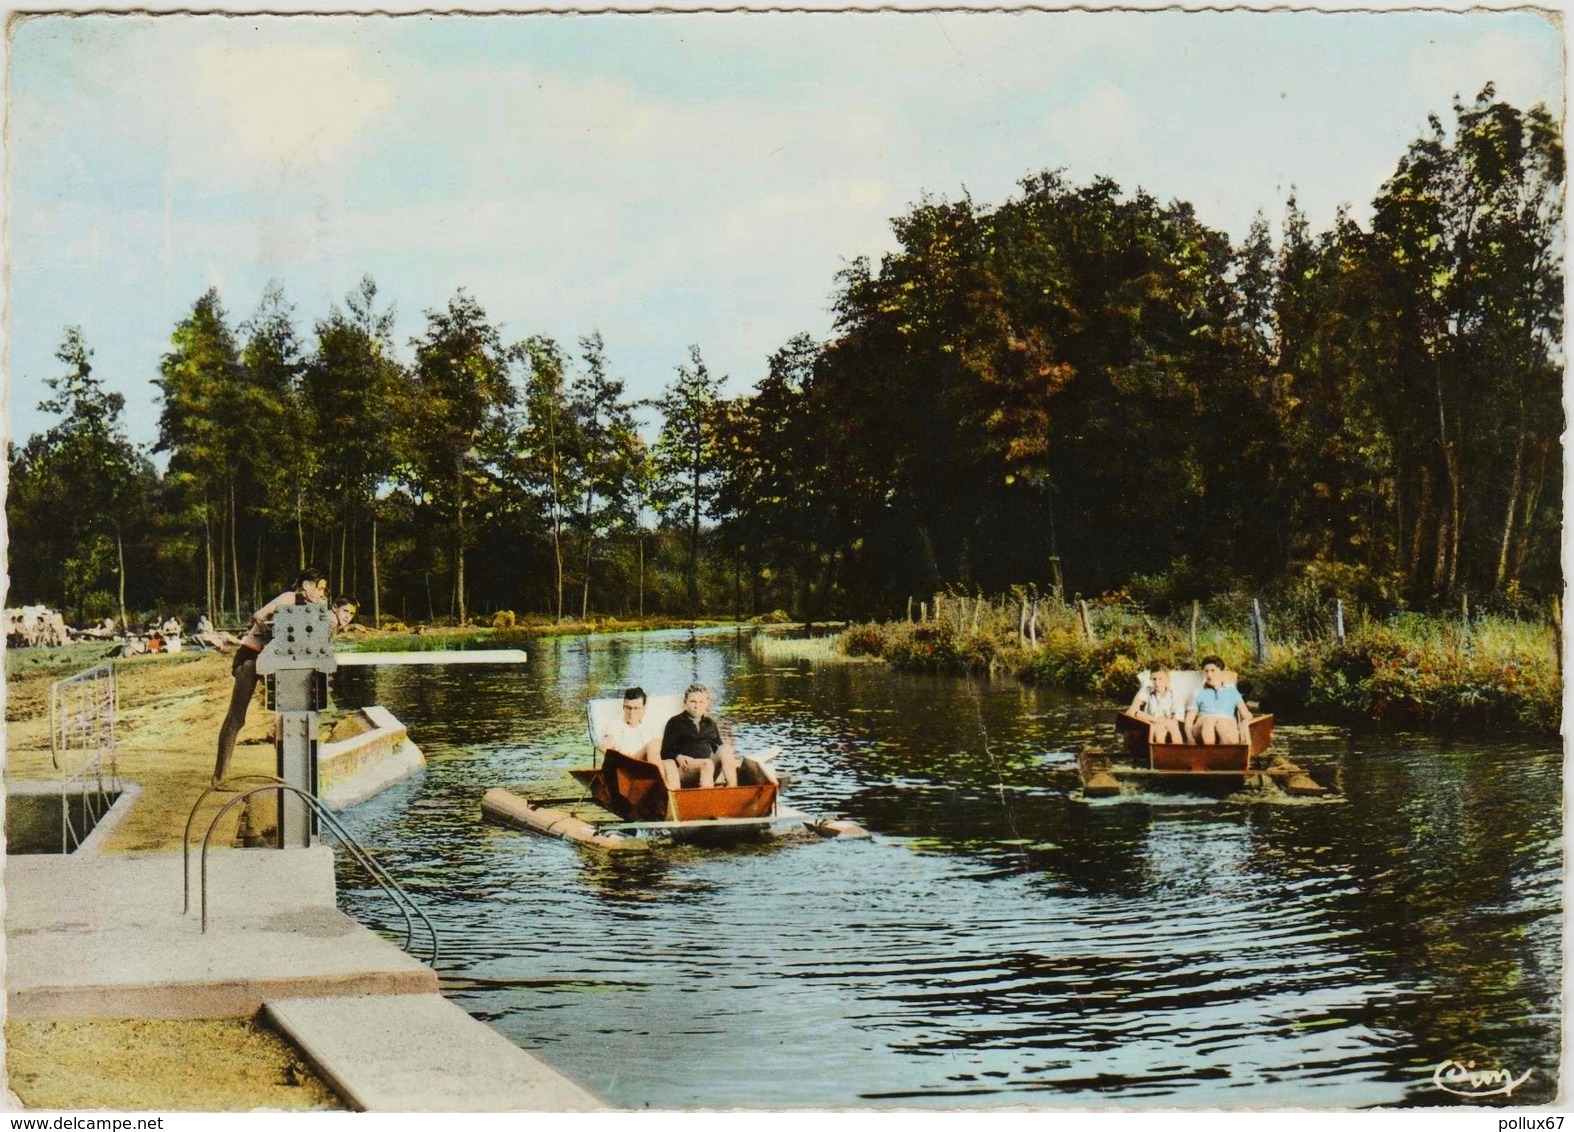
[{"left": 1433, "top": 1058, "right": 1532, "bottom": 1099}]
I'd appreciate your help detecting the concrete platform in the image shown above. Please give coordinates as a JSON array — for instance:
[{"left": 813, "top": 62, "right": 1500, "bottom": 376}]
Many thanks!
[
  {"left": 264, "top": 994, "right": 604, "bottom": 1111},
  {"left": 6, "top": 847, "right": 438, "bottom": 1018}
]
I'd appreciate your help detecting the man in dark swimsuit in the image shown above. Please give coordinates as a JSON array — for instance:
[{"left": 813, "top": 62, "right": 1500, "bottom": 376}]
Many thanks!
[
  {"left": 212, "top": 567, "right": 355, "bottom": 785},
  {"left": 659, "top": 682, "right": 739, "bottom": 789}
]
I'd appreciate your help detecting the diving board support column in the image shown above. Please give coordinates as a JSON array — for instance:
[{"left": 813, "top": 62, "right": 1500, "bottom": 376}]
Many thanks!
[{"left": 256, "top": 603, "right": 337, "bottom": 849}]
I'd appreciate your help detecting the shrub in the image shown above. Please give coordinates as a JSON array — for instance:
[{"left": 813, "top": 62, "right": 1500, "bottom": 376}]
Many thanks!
[
  {"left": 492, "top": 610, "right": 517, "bottom": 629},
  {"left": 840, "top": 622, "right": 888, "bottom": 657}
]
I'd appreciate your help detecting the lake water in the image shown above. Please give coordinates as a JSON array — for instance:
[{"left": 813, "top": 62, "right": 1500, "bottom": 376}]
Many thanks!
[{"left": 329, "top": 628, "right": 1562, "bottom": 1109}]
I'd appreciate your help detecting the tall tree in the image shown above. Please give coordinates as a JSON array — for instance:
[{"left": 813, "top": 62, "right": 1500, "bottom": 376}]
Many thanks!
[
  {"left": 409, "top": 290, "right": 514, "bottom": 623},
  {"left": 516, "top": 336, "right": 578, "bottom": 621},
  {"left": 8, "top": 328, "right": 153, "bottom": 623},
  {"left": 652, "top": 345, "right": 726, "bottom": 612},
  {"left": 154, "top": 289, "right": 247, "bottom": 621},
  {"left": 567, "top": 331, "right": 641, "bottom": 620},
  {"left": 1368, "top": 86, "right": 1563, "bottom": 598},
  {"left": 714, "top": 333, "right": 827, "bottom": 615},
  {"left": 239, "top": 282, "right": 310, "bottom": 603},
  {"left": 303, "top": 276, "right": 409, "bottom": 621}
]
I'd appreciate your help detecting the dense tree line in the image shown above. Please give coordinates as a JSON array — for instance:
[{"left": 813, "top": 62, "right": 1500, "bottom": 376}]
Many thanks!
[{"left": 8, "top": 88, "right": 1561, "bottom": 625}]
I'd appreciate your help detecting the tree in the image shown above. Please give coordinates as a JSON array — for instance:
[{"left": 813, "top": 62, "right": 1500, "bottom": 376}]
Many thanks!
[
  {"left": 154, "top": 289, "right": 248, "bottom": 620},
  {"left": 714, "top": 333, "right": 826, "bottom": 615},
  {"left": 9, "top": 327, "right": 153, "bottom": 622},
  {"left": 567, "top": 331, "right": 641, "bottom": 620},
  {"left": 1368, "top": 86, "right": 1563, "bottom": 598},
  {"left": 239, "top": 282, "right": 310, "bottom": 604},
  {"left": 409, "top": 290, "right": 515, "bottom": 623},
  {"left": 815, "top": 173, "right": 1268, "bottom": 608},
  {"left": 303, "top": 276, "right": 410, "bottom": 623},
  {"left": 516, "top": 336, "right": 578, "bottom": 621},
  {"left": 652, "top": 345, "right": 727, "bottom": 612}
]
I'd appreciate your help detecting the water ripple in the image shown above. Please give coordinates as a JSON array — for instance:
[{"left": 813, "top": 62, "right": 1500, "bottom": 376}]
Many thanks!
[{"left": 330, "top": 638, "right": 1562, "bottom": 1109}]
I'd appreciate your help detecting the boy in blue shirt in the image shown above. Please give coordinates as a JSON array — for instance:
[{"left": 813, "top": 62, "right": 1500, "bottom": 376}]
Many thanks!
[{"left": 1186, "top": 655, "right": 1253, "bottom": 744}]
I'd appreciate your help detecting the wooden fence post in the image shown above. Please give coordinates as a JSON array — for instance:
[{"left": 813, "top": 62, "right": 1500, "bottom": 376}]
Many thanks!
[
  {"left": 1029, "top": 598, "right": 1039, "bottom": 648},
  {"left": 1334, "top": 598, "right": 1346, "bottom": 646},
  {"left": 906, "top": 596, "right": 913, "bottom": 623},
  {"left": 1078, "top": 599, "right": 1096, "bottom": 644},
  {"left": 1251, "top": 598, "right": 1268, "bottom": 664},
  {"left": 1553, "top": 594, "right": 1562, "bottom": 681}
]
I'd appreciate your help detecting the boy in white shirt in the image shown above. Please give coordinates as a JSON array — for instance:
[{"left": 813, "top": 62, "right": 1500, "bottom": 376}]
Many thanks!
[
  {"left": 600, "top": 686, "right": 664, "bottom": 762},
  {"left": 1129, "top": 666, "right": 1185, "bottom": 744}
]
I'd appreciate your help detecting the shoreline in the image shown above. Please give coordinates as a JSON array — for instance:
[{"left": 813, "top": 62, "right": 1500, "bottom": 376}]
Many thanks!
[{"left": 824, "top": 607, "right": 1560, "bottom": 736}]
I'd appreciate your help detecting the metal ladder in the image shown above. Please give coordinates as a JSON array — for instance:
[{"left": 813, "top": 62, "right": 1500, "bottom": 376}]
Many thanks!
[{"left": 182, "top": 776, "right": 440, "bottom": 967}]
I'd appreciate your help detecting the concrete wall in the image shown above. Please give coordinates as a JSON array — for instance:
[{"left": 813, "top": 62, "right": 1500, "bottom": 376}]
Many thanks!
[{"left": 318, "top": 707, "right": 425, "bottom": 811}]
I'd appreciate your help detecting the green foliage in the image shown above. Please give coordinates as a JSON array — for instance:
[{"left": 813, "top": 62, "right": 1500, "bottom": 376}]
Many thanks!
[
  {"left": 408, "top": 289, "right": 516, "bottom": 623},
  {"left": 651, "top": 345, "right": 727, "bottom": 612},
  {"left": 566, "top": 331, "right": 644, "bottom": 621},
  {"left": 8, "top": 327, "right": 154, "bottom": 621},
  {"left": 841, "top": 592, "right": 1558, "bottom": 732}
]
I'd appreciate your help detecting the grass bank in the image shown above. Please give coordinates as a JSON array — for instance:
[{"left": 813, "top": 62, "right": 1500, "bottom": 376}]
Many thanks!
[
  {"left": 349, "top": 613, "right": 770, "bottom": 653},
  {"left": 836, "top": 592, "right": 1560, "bottom": 733}
]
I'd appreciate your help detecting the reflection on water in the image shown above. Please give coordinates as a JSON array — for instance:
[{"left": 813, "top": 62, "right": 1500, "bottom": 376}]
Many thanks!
[{"left": 330, "top": 629, "right": 1561, "bottom": 1109}]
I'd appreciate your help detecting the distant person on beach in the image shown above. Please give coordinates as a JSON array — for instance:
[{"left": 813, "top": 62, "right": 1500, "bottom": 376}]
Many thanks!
[
  {"left": 659, "top": 683, "right": 739, "bottom": 789},
  {"left": 1129, "top": 666, "right": 1184, "bottom": 744},
  {"left": 194, "top": 615, "right": 242, "bottom": 652},
  {"left": 212, "top": 567, "right": 356, "bottom": 786},
  {"left": 599, "top": 686, "right": 664, "bottom": 762},
  {"left": 1185, "top": 656, "right": 1252, "bottom": 745},
  {"left": 76, "top": 616, "right": 117, "bottom": 641}
]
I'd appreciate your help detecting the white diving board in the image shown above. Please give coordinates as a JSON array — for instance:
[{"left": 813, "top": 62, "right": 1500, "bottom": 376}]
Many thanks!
[{"left": 336, "top": 649, "right": 528, "bottom": 666}]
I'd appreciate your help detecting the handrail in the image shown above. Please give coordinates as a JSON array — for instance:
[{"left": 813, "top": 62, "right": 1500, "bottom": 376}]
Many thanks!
[
  {"left": 186, "top": 779, "right": 440, "bottom": 967},
  {"left": 197, "top": 781, "right": 438, "bottom": 966},
  {"left": 182, "top": 775, "right": 297, "bottom": 913}
]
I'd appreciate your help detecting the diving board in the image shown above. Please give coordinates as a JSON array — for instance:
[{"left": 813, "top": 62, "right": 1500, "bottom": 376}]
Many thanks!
[{"left": 336, "top": 649, "right": 528, "bottom": 666}]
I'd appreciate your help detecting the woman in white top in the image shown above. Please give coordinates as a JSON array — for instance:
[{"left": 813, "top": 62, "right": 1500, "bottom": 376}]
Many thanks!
[{"left": 1129, "top": 666, "right": 1184, "bottom": 743}]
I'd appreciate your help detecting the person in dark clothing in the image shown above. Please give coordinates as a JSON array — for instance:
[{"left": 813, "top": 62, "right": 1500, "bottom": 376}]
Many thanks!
[
  {"left": 212, "top": 567, "right": 355, "bottom": 785},
  {"left": 659, "top": 682, "right": 739, "bottom": 789}
]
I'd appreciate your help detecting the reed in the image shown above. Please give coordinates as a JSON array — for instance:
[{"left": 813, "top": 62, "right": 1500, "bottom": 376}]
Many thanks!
[{"left": 749, "top": 632, "right": 873, "bottom": 666}]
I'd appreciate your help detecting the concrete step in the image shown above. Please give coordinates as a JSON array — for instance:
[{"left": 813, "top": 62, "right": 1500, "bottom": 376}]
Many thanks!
[
  {"left": 6, "top": 848, "right": 437, "bottom": 1018},
  {"left": 263, "top": 993, "right": 605, "bottom": 1112}
]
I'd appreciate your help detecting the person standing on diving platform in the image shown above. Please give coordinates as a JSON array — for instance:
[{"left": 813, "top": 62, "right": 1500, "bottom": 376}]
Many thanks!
[{"left": 212, "top": 567, "right": 356, "bottom": 786}]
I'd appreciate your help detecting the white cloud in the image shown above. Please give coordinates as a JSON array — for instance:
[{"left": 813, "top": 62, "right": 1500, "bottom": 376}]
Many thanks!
[
  {"left": 1404, "top": 25, "right": 1563, "bottom": 118},
  {"left": 189, "top": 42, "right": 393, "bottom": 169}
]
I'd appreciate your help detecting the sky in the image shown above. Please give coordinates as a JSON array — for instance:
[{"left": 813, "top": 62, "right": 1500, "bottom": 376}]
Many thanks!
[{"left": 4, "top": 8, "right": 1565, "bottom": 454}]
